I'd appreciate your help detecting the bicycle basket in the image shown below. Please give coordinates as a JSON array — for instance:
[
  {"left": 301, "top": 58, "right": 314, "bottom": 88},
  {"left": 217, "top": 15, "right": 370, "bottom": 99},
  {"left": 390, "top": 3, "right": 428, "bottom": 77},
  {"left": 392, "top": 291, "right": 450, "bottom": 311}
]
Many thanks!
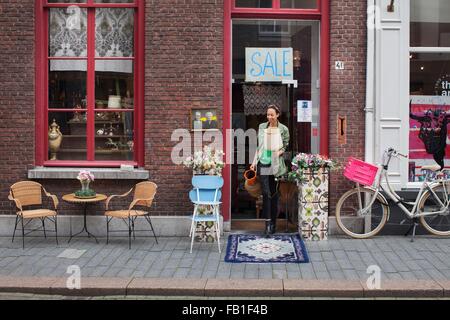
[{"left": 343, "top": 157, "right": 379, "bottom": 186}]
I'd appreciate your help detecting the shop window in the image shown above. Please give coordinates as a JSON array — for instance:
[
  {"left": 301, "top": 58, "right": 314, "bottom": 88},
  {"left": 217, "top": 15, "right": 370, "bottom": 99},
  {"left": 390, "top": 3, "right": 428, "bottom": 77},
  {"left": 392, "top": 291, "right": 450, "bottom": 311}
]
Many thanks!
[
  {"left": 235, "top": 0, "right": 272, "bottom": 8},
  {"left": 258, "top": 20, "right": 290, "bottom": 35},
  {"left": 409, "top": 0, "right": 450, "bottom": 182},
  {"left": 48, "top": 0, "right": 134, "bottom": 2},
  {"left": 280, "top": 0, "right": 317, "bottom": 9},
  {"left": 39, "top": 0, "right": 142, "bottom": 165},
  {"left": 235, "top": 0, "right": 317, "bottom": 9},
  {"left": 410, "top": 0, "right": 450, "bottom": 47}
]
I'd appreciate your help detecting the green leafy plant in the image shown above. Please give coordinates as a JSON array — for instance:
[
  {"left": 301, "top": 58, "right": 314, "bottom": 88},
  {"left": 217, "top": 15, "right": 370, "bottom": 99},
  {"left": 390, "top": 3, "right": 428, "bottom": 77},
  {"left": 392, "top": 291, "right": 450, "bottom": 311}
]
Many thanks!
[{"left": 75, "top": 189, "right": 96, "bottom": 198}]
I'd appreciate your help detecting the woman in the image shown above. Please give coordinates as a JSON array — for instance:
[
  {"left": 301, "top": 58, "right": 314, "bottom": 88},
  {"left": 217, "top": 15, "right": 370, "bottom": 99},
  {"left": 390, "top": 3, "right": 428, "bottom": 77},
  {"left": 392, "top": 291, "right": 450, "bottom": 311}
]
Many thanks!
[{"left": 250, "top": 105, "right": 290, "bottom": 236}]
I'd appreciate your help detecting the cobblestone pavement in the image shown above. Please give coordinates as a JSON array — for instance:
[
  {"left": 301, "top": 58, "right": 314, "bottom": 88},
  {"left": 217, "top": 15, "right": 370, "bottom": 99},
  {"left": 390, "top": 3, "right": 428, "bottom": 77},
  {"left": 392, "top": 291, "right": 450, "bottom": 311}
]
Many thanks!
[{"left": 1, "top": 235, "right": 450, "bottom": 281}]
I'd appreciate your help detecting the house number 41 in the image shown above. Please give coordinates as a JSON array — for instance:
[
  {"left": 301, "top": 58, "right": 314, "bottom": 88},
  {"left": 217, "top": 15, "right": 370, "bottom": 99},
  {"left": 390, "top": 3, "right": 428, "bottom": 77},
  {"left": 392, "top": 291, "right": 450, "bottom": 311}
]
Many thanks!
[{"left": 335, "top": 61, "right": 345, "bottom": 70}]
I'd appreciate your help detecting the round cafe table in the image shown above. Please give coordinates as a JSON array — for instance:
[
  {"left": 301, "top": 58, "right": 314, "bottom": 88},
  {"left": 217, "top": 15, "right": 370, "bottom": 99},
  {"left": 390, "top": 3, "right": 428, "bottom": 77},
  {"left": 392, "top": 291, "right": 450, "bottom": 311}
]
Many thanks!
[{"left": 62, "top": 193, "right": 107, "bottom": 244}]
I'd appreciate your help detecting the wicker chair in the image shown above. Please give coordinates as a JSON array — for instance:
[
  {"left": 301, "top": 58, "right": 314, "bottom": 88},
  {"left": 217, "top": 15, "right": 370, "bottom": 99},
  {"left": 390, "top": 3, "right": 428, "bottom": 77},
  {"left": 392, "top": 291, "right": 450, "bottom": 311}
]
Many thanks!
[
  {"left": 8, "top": 181, "right": 59, "bottom": 249},
  {"left": 105, "top": 181, "right": 158, "bottom": 249}
]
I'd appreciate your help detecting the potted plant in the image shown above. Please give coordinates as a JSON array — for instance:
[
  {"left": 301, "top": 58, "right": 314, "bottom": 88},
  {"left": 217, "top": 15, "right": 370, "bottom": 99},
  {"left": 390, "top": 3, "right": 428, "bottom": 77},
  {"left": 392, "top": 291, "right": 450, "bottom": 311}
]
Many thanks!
[
  {"left": 288, "top": 153, "right": 338, "bottom": 241},
  {"left": 75, "top": 170, "right": 96, "bottom": 199},
  {"left": 183, "top": 145, "right": 225, "bottom": 176}
]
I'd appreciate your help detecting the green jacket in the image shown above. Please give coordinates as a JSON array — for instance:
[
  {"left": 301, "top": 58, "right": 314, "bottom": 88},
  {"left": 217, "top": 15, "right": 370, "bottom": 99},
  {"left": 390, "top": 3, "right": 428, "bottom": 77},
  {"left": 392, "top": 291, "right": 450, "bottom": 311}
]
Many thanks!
[{"left": 253, "top": 121, "right": 290, "bottom": 178}]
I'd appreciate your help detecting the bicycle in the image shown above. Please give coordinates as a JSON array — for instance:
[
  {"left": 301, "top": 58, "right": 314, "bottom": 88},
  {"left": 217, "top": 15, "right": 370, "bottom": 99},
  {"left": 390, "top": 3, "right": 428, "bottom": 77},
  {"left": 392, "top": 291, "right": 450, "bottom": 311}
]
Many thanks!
[{"left": 335, "top": 148, "right": 450, "bottom": 241}]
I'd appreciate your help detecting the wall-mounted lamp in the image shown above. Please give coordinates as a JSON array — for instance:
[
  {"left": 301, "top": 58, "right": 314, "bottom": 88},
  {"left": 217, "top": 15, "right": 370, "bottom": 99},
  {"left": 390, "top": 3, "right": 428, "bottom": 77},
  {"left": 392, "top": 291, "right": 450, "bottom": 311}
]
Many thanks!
[
  {"left": 387, "top": 0, "right": 395, "bottom": 12},
  {"left": 293, "top": 50, "right": 302, "bottom": 68}
]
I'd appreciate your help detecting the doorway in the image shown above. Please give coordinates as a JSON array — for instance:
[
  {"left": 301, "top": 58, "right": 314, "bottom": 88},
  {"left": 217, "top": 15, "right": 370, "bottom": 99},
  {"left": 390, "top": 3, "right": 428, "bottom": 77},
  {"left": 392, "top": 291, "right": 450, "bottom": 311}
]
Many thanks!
[{"left": 231, "top": 19, "right": 320, "bottom": 230}]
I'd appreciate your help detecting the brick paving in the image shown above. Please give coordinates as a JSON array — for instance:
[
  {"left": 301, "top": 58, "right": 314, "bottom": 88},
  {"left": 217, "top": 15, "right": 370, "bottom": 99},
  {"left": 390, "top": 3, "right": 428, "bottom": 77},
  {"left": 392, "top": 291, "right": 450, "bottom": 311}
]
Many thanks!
[{"left": 0, "top": 235, "right": 450, "bottom": 281}]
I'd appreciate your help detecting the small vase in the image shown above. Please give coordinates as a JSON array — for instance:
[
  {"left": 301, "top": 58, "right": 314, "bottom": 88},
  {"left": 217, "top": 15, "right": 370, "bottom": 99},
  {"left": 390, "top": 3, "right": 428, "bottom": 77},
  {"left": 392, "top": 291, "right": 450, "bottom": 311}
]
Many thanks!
[
  {"left": 48, "top": 119, "right": 63, "bottom": 161},
  {"left": 81, "top": 180, "right": 90, "bottom": 191}
]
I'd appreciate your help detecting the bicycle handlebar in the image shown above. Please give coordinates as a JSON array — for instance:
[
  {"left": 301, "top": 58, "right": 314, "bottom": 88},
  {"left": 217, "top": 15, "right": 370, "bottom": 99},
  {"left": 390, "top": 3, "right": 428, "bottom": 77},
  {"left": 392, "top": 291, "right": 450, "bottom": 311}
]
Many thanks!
[{"left": 385, "top": 148, "right": 408, "bottom": 159}]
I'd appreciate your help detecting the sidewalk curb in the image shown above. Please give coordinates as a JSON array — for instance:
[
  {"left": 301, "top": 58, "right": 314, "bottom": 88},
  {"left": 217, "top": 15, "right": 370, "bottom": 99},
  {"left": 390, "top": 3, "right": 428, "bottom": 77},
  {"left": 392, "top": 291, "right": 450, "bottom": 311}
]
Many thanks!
[{"left": 1, "top": 276, "right": 450, "bottom": 298}]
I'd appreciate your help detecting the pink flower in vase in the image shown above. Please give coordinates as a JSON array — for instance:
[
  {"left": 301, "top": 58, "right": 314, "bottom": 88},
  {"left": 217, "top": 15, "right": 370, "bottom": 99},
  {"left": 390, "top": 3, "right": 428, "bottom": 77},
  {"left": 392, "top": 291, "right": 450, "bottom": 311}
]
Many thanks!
[{"left": 77, "top": 170, "right": 95, "bottom": 182}]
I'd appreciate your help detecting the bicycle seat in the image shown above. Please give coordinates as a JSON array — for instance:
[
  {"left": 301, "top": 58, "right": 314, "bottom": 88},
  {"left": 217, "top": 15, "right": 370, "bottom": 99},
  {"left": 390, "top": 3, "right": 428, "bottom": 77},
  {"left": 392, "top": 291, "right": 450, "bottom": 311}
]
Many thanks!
[{"left": 421, "top": 164, "right": 442, "bottom": 172}]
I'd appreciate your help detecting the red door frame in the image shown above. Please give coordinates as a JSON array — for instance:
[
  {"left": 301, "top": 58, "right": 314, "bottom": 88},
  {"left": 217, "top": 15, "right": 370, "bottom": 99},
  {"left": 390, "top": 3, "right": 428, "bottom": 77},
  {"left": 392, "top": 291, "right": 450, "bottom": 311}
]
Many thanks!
[
  {"left": 222, "top": 0, "right": 330, "bottom": 223},
  {"left": 35, "top": 0, "right": 144, "bottom": 168}
]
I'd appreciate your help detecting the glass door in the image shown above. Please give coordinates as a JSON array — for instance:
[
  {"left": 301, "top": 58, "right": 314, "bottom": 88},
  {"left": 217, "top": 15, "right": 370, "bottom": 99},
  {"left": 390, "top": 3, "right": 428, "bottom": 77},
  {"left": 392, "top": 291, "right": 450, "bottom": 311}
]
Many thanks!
[{"left": 231, "top": 19, "right": 320, "bottom": 228}]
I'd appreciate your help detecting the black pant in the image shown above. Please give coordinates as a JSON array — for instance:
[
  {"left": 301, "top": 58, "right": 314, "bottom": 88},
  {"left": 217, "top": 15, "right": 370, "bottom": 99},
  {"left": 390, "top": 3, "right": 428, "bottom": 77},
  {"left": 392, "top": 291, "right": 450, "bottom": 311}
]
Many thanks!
[{"left": 258, "top": 163, "right": 279, "bottom": 221}]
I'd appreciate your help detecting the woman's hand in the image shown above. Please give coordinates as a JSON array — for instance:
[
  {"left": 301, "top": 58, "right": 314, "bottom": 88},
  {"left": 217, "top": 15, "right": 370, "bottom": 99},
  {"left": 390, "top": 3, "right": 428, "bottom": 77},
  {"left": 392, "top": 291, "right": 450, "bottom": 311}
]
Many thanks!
[
  {"left": 250, "top": 164, "right": 256, "bottom": 171},
  {"left": 277, "top": 150, "right": 284, "bottom": 158}
]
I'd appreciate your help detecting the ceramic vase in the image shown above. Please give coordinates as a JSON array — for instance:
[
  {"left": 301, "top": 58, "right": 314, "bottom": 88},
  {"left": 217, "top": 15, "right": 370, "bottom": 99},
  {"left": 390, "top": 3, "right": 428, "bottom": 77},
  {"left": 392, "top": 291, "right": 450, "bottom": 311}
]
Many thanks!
[{"left": 48, "top": 119, "right": 63, "bottom": 160}]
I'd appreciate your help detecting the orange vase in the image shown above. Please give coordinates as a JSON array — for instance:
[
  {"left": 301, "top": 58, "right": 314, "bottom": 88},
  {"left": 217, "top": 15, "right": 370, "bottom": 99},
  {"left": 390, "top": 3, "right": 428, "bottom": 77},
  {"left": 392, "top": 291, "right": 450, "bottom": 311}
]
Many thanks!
[{"left": 244, "top": 169, "right": 257, "bottom": 186}]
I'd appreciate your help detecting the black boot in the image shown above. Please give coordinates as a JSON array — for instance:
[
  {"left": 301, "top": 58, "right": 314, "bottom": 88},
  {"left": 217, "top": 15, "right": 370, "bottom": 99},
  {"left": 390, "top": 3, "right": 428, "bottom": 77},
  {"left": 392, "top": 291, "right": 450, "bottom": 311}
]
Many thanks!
[
  {"left": 264, "top": 220, "right": 271, "bottom": 238},
  {"left": 270, "top": 219, "right": 277, "bottom": 235}
]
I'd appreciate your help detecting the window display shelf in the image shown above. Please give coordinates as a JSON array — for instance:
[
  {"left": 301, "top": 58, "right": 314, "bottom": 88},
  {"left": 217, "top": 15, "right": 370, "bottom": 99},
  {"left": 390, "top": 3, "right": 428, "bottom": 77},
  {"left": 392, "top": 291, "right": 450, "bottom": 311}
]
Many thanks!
[
  {"left": 67, "top": 120, "right": 124, "bottom": 125},
  {"left": 96, "top": 150, "right": 133, "bottom": 154}
]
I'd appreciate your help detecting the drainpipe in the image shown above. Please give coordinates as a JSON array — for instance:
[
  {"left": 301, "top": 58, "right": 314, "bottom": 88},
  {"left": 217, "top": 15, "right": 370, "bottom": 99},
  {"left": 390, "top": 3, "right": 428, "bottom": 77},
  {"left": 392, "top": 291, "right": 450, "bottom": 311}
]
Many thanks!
[{"left": 365, "top": 0, "right": 376, "bottom": 164}]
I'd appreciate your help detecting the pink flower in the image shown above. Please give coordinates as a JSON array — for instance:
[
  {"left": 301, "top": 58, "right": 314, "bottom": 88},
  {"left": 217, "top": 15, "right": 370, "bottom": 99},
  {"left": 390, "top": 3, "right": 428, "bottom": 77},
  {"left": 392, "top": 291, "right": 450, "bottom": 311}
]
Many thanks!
[{"left": 77, "top": 170, "right": 95, "bottom": 182}]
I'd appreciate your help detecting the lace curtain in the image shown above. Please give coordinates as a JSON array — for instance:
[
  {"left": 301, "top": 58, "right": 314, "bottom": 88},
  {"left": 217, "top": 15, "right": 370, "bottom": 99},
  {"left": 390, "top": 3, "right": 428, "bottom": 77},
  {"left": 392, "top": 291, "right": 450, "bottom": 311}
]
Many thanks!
[
  {"left": 49, "top": 8, "right": 134, "bottom": 73},
  {"left": 243, "top": 84, "right": 283, "bottom": 116}
]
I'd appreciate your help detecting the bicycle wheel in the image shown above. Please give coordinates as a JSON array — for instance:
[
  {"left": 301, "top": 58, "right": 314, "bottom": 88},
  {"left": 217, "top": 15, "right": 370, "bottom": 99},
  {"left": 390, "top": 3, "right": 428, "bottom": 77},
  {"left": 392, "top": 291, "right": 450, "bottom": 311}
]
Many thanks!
[
  {"left": 336, "top": 187, "right": 389, "bottom": 239},
  {"left": 419, "top": 181, "right": 450, "bottom": 236}
]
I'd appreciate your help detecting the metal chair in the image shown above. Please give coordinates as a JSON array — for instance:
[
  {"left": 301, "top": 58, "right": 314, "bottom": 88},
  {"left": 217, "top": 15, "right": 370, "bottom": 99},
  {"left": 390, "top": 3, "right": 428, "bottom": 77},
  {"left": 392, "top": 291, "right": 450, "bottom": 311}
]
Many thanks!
[
  {"left": 8, "top": 181, "right": 59, "bottom": 249},
  {"left": 189, "top": 175, "right": 224, "bottom": 254},
  {"left": 105, "top": 181, "right": 158, "bottom": 249}
]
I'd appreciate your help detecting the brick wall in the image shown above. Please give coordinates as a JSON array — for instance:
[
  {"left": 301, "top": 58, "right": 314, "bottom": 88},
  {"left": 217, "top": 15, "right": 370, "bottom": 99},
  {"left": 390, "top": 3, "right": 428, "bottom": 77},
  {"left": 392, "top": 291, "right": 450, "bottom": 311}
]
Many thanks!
[
  {"left": 328, "top": 0, "right": 367, "bottom": 213},
  {"left": 144, "top": 0, "right": 224, "bottom": 216},
  {"left": 0, "top": 1, "right": 36, "bottom": 214}
]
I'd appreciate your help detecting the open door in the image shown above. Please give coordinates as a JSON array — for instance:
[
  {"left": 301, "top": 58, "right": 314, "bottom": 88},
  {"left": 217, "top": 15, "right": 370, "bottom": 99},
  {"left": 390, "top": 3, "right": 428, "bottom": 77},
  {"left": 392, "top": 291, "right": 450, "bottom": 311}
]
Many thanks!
[{"left": 231, "top": 19, "right": 320, "bottom": 231}]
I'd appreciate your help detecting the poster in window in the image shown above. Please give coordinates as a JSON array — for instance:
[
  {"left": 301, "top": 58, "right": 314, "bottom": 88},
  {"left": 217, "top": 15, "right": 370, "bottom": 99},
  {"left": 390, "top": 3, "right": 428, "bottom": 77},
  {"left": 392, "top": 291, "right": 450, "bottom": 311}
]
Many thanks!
[
  {"left": 297, "top": 100, "right": 312, "bottom": 123},
  {"left": 409, "top": 95, "right": 450, "bottom": 182}
]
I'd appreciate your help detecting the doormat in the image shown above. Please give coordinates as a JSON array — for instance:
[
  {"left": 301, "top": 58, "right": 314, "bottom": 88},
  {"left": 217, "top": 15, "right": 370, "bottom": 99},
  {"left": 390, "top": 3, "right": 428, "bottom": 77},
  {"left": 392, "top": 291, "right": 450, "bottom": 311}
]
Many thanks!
[{"left": 225, "top": 234, "right": 309, "bottom": 264}]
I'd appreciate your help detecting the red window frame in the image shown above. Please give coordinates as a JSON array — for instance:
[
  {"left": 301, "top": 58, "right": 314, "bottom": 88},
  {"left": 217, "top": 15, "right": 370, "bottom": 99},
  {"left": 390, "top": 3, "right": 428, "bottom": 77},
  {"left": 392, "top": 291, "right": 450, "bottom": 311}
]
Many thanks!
[
  {"left": 222, "top": 0, "right": 330, "bottom": 222},
  {"left": 232, "top": 0, "right": 322, "bottom": 17},
  {"left": 35, "top": 0, "right": 145, "bottom": 168}
]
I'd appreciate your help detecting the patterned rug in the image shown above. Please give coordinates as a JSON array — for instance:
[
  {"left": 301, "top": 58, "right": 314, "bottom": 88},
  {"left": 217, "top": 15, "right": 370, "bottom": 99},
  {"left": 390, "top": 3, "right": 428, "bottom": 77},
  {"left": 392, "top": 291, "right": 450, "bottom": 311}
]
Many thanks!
[{"left": 225, "top": 234, "right": 309, "bottom": 264}]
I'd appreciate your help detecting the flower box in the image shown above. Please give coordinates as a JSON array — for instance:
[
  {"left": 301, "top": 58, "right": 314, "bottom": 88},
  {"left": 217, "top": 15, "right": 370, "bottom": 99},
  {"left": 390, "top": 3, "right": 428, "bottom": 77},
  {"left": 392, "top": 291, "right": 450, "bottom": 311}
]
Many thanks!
[{"left": 288, "top": 153, "right": 336, "bottom": 241}]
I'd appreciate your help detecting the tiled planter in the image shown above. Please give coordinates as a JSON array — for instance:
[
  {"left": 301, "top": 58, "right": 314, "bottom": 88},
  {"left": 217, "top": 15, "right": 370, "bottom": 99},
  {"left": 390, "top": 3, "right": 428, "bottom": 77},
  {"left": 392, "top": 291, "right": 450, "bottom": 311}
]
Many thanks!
[{"left": 298, "top": 169, "right": 329, "bottom": 241}]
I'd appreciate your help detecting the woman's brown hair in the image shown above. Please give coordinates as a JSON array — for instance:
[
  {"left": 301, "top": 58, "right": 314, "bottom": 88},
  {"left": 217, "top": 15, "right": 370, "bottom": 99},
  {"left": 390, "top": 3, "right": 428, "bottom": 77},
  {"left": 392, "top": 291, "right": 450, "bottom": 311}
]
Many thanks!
[{"left": 267, "top": 104, "right": 281, "bottom": 116}]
